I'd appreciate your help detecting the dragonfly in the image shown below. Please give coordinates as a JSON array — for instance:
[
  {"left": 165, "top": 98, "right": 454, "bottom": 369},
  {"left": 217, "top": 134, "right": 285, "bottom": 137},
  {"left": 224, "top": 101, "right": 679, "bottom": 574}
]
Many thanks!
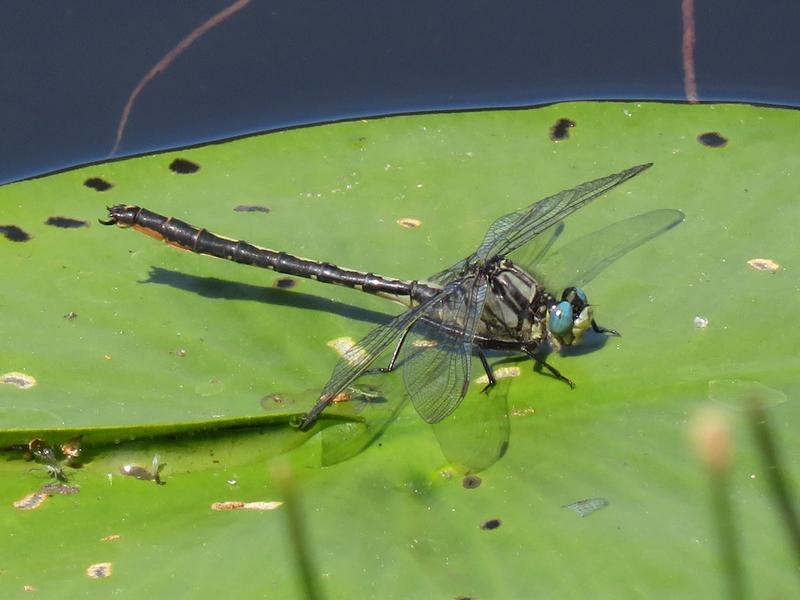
[{"left": 102, "top": 163, "right": 683, "bottom": 431}]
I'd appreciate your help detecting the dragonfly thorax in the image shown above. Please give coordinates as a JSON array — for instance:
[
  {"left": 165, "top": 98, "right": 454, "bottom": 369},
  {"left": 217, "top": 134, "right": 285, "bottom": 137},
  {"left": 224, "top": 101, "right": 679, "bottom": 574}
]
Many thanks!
[{"left": 476, "top": 258, "right": 554, "bottom": 345}]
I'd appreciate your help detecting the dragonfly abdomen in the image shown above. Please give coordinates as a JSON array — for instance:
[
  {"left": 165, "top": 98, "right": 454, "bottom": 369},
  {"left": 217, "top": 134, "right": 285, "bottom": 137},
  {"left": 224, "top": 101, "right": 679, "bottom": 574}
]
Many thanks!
[{"left": 103, "top": 205, "right": 432, "bottom": 300}]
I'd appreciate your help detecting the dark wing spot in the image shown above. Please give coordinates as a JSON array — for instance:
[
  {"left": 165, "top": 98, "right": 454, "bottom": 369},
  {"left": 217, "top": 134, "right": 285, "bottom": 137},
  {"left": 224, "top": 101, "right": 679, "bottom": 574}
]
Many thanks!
[
  {"left": 169, "top": 158, "right": 200, "bottom": 174},
  {"left": 234, "top": 205, "right": 271, "bottom": 213},
  {"left": 84, "top": 177, "right": 113, "bottom": 191},
  {"left": 462, "top": 475, "right": 482, "bottom": 489},
  {"left": 0, "top": 225, "right": 31, "bottom": 242},
  {"left": 697, "top": 132, "right": 728, "bottom": 147},
  {"left": 480, "top": 518, "right": 501, "bottom": 530},
  {"left": 549, "top": 118, "right": 576, "bottom": 141},
  {"left": 45, "top": 216, "right": 89, "bottom": 229},
  {"left": 274, "top": 278, "right": 297, "bottom": 289}
]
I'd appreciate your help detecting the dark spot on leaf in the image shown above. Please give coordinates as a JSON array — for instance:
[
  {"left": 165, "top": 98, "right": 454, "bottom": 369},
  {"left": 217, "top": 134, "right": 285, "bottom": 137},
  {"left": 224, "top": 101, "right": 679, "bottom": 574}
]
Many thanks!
[
  {"left": 84, "top": 177, "right": 113, "bottom": 191},
  {"left": 63, "top": 311, "right": 78, "bottom": 321},
  {"left": 549, "top": 118, "right": 576, "bottom": 141},
  {"left": 462, "top": 475, "right": 482, "bottom": 489},
  {"left": 697, "top": 132, "right": 728, "bottom": 147},
  {"left": 480, "top": 518, "right": 501, "bottom": 530},
  {"left": 0, "top": 225, "right": 31, "bottom": 242},
  {"left": 45, "top": 216, "right": 89, "bottom": 229},
  {"left": 169, "top": 158, "right": 200, "bottom": 174},
  {"left": 234, "top": 204, "right": 271, "bottom": 213},
  {"left": 274, "top": 278, "right": 296, "bottom": 289}
]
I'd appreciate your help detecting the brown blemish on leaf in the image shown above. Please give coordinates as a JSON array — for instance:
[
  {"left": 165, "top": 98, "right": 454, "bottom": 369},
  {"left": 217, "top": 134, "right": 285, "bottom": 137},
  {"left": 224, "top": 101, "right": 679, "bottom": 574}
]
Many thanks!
[
  {"left": 396, "top": 217, "right": 422, "bottom": 229},
  {"left": 169, "top": 158, "right": 200, "bottom": 174},
  {"left": 86, "top": 562, "right": 113, "bottom": 578},
  {"left": 549, "top": 118, "right": 576, "bottom": 141},
  {"left": 84, "top": 177, "right": 113, "bottom": 191},
  {"left": 697, "top": 131, "right": 728, "bottom": 147},
  {"left": 0, "top": 225, "right": 31, "bottom": 242},
  {"left": 100, "top": 534, "right": 121, "bottom": 542},
  {"left": 45, "top": 216, "right": 89, "bottom": 229},
  {"left": 211, "top": 500, "right": 283, "bottom": 511},
  {"left": 747, "top": 258, "right": 779, "bottom": 273},
  {"left": 1, "top": 372, "right": 36, "bottom": 389}
]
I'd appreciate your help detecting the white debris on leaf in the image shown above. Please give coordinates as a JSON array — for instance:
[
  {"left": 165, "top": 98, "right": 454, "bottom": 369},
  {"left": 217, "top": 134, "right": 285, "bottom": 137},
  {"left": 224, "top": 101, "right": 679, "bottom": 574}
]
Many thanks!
[
  {"left": 746, "top": 258, "right": 779, "bottom": 273},
  {"left": 475, "top": 366, "right": 521, "bottom": 385}
]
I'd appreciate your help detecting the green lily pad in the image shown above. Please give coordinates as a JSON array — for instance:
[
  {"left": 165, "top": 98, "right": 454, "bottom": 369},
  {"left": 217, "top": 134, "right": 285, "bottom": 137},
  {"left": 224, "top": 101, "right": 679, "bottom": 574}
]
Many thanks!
[{"left": 1, "top": 102, "right": 798, "bottom": 597}]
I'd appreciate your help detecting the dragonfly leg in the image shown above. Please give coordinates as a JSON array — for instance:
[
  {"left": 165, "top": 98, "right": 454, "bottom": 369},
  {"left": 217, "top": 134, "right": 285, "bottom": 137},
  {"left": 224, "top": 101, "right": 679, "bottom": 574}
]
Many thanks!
[
  {"left": 478, "top": 350, "right": 496, "bottom": 393},
  {"left": 591, "top": 319, "right": 620, "bottom": 337},
  {"left": 525, "top": 349, "right": 575, "bottom": 388},
  {"left": 368, "top": 326, "right": 412, "bottom": 374}
]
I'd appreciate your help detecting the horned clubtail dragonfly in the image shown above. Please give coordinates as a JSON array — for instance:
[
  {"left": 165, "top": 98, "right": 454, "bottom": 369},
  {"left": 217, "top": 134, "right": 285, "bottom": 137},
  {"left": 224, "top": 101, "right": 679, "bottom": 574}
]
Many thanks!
[{"left": 102, "top": 163, "right": 682, "bottom": 431}]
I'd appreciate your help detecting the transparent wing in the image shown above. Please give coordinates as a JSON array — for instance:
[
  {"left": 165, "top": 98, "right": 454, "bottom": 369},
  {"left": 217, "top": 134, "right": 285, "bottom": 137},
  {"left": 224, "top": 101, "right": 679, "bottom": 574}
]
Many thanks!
[
  {"left": 428, "top": 164, "right": 653, "bottom": 286},
  {"left": 516, "top": 209, "right": 685, "bottom": 292},
  {"left": 401, "top": 275, "right": 488, "bottom": 423},
  {"left": 300, "top": 283, "right": 461, "bottom": 428},
  {"left": 483, "top": 163, "right": 653, "bottom": 258},
  {"left": 429, "top": 221, "right": 565, "bottom": 286},
  {"left": 431, "top": 377, "right": 511, "bottom": 474}
]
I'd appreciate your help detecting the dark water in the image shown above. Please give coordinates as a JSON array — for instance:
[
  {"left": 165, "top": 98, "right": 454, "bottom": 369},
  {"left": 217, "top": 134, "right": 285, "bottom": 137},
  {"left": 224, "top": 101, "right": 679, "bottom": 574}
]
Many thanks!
[{"left": 1, "top": 1, "right": 798, "bottom": 184}]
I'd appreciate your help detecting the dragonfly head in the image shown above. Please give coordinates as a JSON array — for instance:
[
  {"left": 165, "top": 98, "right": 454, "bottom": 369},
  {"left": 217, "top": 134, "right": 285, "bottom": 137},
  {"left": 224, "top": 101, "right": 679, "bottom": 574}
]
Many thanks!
[{"left": 547, "top": 287, "right": 593, "bottom": 347}]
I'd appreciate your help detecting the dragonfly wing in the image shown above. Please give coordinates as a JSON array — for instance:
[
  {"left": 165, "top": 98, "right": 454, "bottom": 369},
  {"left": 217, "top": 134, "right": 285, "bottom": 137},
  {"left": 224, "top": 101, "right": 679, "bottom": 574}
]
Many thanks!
[
  {"left": 301, "top": 283, "right": 462, "bottom": 429},
  {"left": 519, "top": 209, "right": 685, "bottom": 292},
  {"left": 427, "top": 165, "right": 648, "bottom": 284},
  {"left": 432, "top": 377, "right": 511, "bottom": 474},
  {"left": 401, "top": 276, "right": 488, "bottom": 423},
  {"left": 477, "top": 163, "right": 652, "bottom": 260}
]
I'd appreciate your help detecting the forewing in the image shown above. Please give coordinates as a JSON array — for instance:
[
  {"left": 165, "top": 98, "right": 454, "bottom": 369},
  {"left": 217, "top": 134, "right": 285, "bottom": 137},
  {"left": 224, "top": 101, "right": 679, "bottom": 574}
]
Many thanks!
[
  {"left": 427, "top": 165, "right": 649, "bottom": 284},
  {"left": 401, "top": 276, "right": 488, "bottom": 424},
  {"left": 477, "top": 163, "right": 652, "bottom": 260},
  {"left": 520, "top": 209, "right": 685, "bottom": 292}
]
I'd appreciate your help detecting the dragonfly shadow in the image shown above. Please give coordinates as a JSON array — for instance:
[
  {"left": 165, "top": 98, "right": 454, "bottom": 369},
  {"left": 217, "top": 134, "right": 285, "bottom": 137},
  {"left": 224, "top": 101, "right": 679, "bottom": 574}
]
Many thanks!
[{"left": 143, "top": 267, "right": 393, "bottom": 327}]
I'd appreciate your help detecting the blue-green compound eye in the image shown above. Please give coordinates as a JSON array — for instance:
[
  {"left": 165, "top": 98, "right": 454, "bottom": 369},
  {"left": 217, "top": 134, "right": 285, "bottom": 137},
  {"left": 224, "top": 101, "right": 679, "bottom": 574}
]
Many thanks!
[{"left": 549, "top": 301, "right": 573, "bottom": 335}]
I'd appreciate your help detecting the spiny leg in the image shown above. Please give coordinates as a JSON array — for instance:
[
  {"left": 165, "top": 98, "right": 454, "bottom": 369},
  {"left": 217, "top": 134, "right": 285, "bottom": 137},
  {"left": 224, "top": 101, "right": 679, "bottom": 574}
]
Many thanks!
[
  {"left": 524, "top": 349, "right": 575, "bottom": 389},
  {"left": 591, "top": 319, "right": 620, "bottom": 337},
  {"left": 368, "top": 326, "right": 412, "bottom": 374},
  {"left": 478, "top": 349, "right": 496, "bottom": 393}
]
